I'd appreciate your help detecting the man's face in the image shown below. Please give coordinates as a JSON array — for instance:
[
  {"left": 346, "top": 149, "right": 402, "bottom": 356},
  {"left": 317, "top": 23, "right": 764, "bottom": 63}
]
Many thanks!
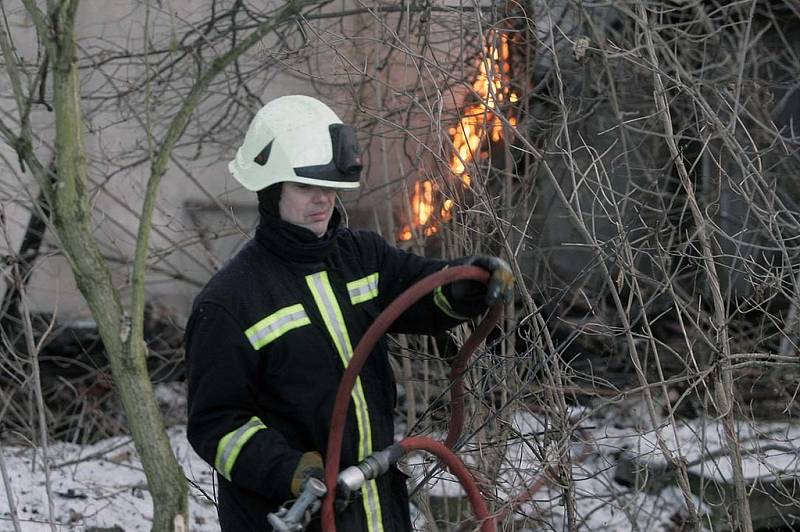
[{"left": 279, "top": 182, "right": 338, "bottom": 237}]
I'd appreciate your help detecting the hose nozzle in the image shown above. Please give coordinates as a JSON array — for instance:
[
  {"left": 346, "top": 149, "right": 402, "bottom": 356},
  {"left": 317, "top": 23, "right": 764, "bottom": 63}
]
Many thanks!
[{"left": 337, "top": 444, "right": 405, "bottom": 495}]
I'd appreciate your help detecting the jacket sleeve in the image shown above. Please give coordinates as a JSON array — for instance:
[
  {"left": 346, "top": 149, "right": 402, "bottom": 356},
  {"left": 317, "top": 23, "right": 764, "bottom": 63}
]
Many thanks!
[
  {"left": 362, "top": 232, "right": 488, "bottom": 334},
  {"left": 185, "top": 302, "right": 301, "bottom": 500}
]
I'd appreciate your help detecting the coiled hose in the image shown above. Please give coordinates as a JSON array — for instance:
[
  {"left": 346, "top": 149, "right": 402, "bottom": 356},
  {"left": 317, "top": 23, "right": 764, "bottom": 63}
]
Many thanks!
[{"left": 322, "top": 265, "right": 501, "bottom": 532}]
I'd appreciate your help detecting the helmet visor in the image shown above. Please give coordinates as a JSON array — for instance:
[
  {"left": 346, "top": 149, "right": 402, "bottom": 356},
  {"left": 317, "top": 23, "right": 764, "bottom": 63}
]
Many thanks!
[{"left": 293, "top": 124, "right": 362, "bottom": 185}]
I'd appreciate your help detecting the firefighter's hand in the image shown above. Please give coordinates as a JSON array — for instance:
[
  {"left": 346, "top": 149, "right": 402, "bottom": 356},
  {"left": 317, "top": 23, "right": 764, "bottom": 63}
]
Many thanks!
[
  {"left": 290, "top": 451, "right": 324, "bottom": 497},
  {"left": 464, "top": 255, "right": 514, "bottom": 305}
]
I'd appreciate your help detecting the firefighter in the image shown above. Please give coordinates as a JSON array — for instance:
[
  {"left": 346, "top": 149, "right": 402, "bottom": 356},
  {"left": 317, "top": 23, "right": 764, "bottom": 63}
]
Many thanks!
[{"left": 185, "top": 95, "right": 513, "bottom": 531}]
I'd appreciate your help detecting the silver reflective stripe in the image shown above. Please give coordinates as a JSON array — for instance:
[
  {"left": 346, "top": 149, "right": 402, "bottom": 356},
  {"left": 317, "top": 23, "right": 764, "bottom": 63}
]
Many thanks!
[
  {"left": 214, "top": 417, "right": 266, "bottom": 481},
  {"left": 347, "top": 273, "right": 379, "bottom": 305},
  {"left": 244, "top": 304, "right": 310, "bottom": 350},
  {"left": 305, "top": 271, "right": 385, "bottom": 532},
  {"left": 306, "top": 273, "right": 351, "bottom": 358}
]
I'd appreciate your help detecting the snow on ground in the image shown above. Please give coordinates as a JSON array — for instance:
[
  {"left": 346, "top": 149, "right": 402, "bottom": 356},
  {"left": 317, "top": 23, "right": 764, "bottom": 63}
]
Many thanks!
[
  {"left": 397, "top": 407, "right": 689, "bottom": 531},
  {"left": 405, "top": 406, "right": 800, "bottom": 531},
  {"left": 0, "top": 426, "right": 218, "bottom": 531},
  {"left": 2, "top": 399, "right": 798, "bottom": 531},
  {"left": 614, "top": 417, "right": 800, "bottom": 482}
]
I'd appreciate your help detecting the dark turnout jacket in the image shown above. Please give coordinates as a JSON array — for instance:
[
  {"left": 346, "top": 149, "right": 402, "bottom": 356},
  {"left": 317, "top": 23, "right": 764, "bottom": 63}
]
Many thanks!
[{"left": 185, "top": 211, "right": 486, "bottom": 532}]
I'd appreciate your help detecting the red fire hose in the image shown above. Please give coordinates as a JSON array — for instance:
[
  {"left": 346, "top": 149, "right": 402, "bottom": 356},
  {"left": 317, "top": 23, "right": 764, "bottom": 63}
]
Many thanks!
[
  {"left": 400, "top": 436, "right": 496, "bottom": 532},
  {"left": 445, "top": 303, "right": 503, "bottom": 449},
  {"left": 322, "top": 265, "right": 501, "bottom": 532}
]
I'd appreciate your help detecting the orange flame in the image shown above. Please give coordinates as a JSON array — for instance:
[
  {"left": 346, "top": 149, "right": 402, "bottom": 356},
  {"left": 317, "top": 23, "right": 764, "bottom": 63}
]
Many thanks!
[
  {"left": 399, "top": 180, "right": 439, "bottom": 241},
  {"left": 400, "top": 32, "right": 517, "bottom": 242},
  {"left": 450, "top": 33, "right": 517, "bottom": 187}
]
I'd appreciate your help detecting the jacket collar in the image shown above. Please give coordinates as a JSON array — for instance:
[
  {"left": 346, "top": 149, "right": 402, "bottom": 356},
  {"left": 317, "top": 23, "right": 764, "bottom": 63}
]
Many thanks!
[{"left": 255, "top": 209, "right": 341, "bottom": 264}]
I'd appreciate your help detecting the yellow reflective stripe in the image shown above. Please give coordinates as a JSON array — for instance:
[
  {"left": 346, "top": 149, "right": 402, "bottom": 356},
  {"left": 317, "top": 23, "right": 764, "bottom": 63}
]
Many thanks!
[
  {"left": 244, "top": 304, "right": 310, "bottom": 350},
  {"left": 305, "top": 271, "right": 384, "bottom": 532},
  {"left": 214, "top": 417, "right": 266, "bottom": 481},
  {"left": 347, "top": 272, "right": 379, "bottom": 305},
  {"left": 434, "top": 285, "right": 468, "bottom": 320}
]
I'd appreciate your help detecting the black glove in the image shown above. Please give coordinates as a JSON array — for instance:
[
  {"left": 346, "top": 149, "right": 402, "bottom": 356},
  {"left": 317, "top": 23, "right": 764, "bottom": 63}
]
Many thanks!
[
  {"left": 459, "top": 255, "right": 514, "bottom": 305},
  {"left": 290, "top": 451, "right": 324, "bottom": 497}
]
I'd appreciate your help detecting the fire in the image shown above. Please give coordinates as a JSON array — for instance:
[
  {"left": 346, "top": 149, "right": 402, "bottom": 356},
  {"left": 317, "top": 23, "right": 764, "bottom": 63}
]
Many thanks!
[
  {"left": 399, "top": 180, "right": 439, "bottom": 241},
  {"left": 400, "top": 31, "right": 517, "bottom": 241},
  {"left": 451, "top": 32, "right": 517, "bottom": 187}
]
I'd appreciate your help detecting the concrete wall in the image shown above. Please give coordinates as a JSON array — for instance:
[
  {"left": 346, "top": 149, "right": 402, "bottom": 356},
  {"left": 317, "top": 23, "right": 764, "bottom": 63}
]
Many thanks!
[{"left": 0, "top": 1, "right": 486, "bottom": 321}]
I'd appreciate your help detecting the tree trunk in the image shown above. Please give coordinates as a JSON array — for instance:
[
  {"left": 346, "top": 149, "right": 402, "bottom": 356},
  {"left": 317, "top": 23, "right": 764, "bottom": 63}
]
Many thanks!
[
  {"left": 46, "top": 2, "right": 188, "bottom": 529},
  {"left": 7, "top": 1, "right": 325, "bottom": 529},
  {"left": 0, "top": 185, "right": 50, "bottom": 342}
]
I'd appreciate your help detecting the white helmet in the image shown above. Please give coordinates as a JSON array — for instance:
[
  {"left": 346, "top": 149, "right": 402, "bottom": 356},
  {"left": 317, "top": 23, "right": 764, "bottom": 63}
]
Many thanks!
[{"left": 228, "top": 95, "right": 362, "bottom": 191}]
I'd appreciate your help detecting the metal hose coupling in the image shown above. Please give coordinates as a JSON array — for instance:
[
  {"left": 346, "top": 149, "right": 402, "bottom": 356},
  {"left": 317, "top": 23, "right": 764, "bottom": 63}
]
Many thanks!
[
  {"left": 267, "top": 477, "right": 327, "bottom": 532},
  {"left": 337, "top": 444, "right": 405, "bottom": 494}
]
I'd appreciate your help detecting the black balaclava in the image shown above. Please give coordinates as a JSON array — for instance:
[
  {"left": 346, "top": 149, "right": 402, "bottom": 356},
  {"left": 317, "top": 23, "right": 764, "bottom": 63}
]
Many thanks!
[{"left": 256, "top": 183, "right": 282, "bottom": 219}]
